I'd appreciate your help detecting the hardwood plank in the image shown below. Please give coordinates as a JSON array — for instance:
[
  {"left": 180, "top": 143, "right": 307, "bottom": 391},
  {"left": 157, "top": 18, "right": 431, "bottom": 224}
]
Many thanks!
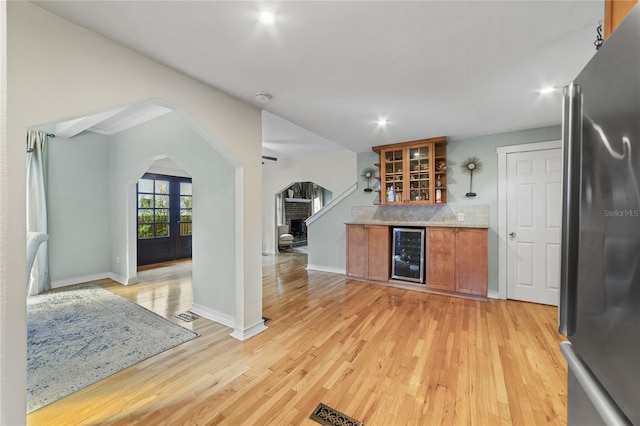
[{"left": 27, "top": 253, "right": 567, "bottom": 425}]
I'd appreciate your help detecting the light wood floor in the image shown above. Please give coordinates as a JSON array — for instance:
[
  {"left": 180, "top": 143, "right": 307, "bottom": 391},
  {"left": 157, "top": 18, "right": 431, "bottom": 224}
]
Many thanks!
[{"left": 27, "top": 253, "right": 568, "bottom": 425}]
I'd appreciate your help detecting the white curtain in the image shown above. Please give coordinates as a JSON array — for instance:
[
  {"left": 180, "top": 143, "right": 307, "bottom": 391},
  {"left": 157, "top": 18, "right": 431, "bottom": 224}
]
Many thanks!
[{"left": 26, "top": 130, "right": 50, "bottom": 296}]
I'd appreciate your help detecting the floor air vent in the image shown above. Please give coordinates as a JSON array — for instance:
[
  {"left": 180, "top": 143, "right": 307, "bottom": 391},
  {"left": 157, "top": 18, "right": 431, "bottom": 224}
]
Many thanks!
[
  {"left": 175, "top": 312, "right": 199, "bottom": 322},
  {"left": 309, "top": 402, "right": 363, "bottom": 426}
]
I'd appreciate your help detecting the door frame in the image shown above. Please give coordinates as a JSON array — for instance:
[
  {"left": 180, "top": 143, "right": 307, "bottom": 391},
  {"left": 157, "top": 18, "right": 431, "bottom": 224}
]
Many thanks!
[{"left": 496, "top": 140, "right": 562, "bottom": 299}]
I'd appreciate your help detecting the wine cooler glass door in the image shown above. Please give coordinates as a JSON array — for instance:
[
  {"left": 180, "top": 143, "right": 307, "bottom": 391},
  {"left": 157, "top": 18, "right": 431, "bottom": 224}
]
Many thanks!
[{"left": 391, "top": 227, "right": 425, "bottom": 283}]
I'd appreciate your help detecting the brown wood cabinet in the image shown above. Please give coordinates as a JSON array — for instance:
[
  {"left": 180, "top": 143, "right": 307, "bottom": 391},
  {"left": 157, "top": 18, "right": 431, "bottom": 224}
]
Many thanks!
[
  {"left": 346, "top": 224, "right": 390, "bottom": 281},
  {"left": 426, "top": 227, "right": 456, "bottom": 291},
  {"left": 347, "top": 224, "right": 486, "bottom": 298},
  {"left": 427, "top": 227, "right": 487, "bottom": 296},
  {"left": 605, "top": 0, "right": 638, "bottom": 39},
  {"left": 372, "top": 137, "right": 447, "bottom": 205}
]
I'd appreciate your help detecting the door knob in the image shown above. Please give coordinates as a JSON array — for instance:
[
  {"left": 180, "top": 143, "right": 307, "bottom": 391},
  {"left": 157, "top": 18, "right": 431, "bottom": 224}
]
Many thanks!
[{"left": 509, "top": 232, "right": 516, "bottom": 237}]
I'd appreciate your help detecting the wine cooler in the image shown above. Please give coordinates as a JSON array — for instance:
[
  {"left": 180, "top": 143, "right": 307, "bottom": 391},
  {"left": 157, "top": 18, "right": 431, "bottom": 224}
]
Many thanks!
[{"left": 391, "top": 227, "right": 425, "bottom": 283}]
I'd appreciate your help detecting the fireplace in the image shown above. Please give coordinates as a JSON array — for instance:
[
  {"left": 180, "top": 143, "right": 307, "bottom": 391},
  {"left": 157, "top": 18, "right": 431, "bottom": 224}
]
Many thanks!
[
  {"left": 284, "top": 200, "right": 310, "bottom": 247},
  {"left": 290, "top": 219, "right": 306, "bottom": 238}
]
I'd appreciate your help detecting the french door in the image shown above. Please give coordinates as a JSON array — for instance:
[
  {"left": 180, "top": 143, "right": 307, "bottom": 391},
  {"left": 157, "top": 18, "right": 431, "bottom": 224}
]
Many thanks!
[{"left": 137, "top": 173, "right": 192, "bottom": 266}]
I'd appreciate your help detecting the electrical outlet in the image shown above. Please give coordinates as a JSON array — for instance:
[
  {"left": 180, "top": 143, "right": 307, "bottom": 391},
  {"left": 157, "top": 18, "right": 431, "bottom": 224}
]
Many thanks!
[{"left": 457, "top": 213, "right": 465, "bottom": 222}]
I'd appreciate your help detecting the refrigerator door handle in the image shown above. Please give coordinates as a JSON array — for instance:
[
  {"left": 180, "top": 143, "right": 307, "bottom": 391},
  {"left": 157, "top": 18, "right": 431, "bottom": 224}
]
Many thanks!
[
  {"left": 559, "top": 83, "right": 581, "bottom": 336},
  {"left": 560, "top": 342, "right": 632, "bottom": 426}
]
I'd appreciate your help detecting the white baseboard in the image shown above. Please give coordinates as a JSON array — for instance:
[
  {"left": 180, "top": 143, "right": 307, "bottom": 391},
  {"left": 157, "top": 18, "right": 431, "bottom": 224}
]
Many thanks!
[
  {"left": 190, "top": 303, "right": 236, "bottom": 328},
  {"left": 190, "top": 305, "right": 268, "bottom": 341},
  {"left": 487, "top": 289, "right": 500, "bottom": 299},
  {"left": 109, "top": 272, "right": 129, "bottom": 285},
  {"left": 230, "top": 320, "right": 268, "bottom": 341},
  {"left": 306, "top": 264, "right": 345, "bottom": 275},
  {"left": 51, "top": 272, "right": 129, "bottom": 288}
]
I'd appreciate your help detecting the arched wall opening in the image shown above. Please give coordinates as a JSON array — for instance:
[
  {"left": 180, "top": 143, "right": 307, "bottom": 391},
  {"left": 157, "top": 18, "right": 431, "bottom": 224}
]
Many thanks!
[
  {"left": 275, "top": 181, "right": 332, "bottom": 252},
  {"left": 6, "top": 5, "right": 265, "bottom": 421},
  {"left": 41, "top": 106, "right": 238, "bottom": 325},
  {"left": 261, "top": 151, "right": 358, "bottom": 255},
  {"left": 135, "top": 159, "right": 193, "bottom": 268}
]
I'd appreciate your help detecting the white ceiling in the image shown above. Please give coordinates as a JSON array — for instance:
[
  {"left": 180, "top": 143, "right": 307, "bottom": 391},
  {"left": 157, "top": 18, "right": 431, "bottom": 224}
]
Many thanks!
[{"left": 33, "top": 1, "right": 603, "bottom": 158}]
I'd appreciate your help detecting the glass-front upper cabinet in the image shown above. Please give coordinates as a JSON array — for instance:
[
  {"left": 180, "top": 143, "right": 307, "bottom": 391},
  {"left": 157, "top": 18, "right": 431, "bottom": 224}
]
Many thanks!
[
  {"left": 373, "top": 137, "right": 447, "bottom": 205},
  {"left": 408, "top": 145, "right": 430, "bottom": 203},
  {"left": 384, "top": 148, "right": 405, "bottom": 202}
]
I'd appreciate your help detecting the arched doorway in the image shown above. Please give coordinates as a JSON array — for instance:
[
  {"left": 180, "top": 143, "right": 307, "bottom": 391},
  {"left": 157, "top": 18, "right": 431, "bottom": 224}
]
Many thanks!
[{"left": 276, "top": 181, "right": 332, "bottom": 252}]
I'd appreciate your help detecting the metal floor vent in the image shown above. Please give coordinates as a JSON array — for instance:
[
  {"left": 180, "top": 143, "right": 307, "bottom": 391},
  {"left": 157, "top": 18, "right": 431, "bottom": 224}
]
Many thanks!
[
  {"left": 175, "top": 312, "right": 199, "bottom": 322},
  {"left": 309, "top": 402, "right": 363, "bottom": 426}
]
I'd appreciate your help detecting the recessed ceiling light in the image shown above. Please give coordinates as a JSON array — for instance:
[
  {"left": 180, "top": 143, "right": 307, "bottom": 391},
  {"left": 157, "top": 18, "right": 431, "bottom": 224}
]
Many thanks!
[
  {"left": 259, "top": 11, "right": 275, "bottom": 25},
  {"left": 539, "top": 86, "right": 556, "bottom": 95},
  {"left": 376, "top": 119, "right": 388, "bottom": 126}
]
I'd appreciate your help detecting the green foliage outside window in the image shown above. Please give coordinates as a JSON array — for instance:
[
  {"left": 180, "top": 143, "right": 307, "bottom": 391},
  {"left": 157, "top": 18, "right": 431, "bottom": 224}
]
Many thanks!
[
  {"left": 137, "top": 176, "right": 192, "bottom": 238},
  {"left": 138, "top": 225, "right": 153, "bottom": 238}
]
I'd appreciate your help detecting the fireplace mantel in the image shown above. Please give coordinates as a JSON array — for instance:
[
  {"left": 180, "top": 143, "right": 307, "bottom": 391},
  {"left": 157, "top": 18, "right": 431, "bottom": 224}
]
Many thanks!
[{"left": 285, "top": 198, "right": 312, "bottom": 203}]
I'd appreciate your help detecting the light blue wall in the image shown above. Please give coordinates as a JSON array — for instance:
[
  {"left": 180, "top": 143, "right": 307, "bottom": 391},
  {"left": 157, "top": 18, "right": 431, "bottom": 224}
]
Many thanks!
[
  {"left": 446, "top": 125, "right": 561, "bottom": 291},
  {"left": 109, "top": 112, "right": 237, "bottom": 316},
  {"left": 47, "top": 112, "right": 237, "bottom": 317},
  {"left": 48, "top": 132, "right": 111, "bottom": 282},
  {"left": 307, "top": 151, "right": 378, "bottom": 272},
  {"left": 307, "top": 125, "right": 561, "bottom": 292}
]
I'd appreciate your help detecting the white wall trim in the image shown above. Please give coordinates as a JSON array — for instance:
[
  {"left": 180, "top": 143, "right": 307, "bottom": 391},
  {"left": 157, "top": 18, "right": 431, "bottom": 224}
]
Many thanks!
[
  {"left": 191, "top": 303, "right": 236, "bottom": 328},
  {"left": 109, "top": 272, "right": 130, "bottom": 285},
  {"left": 50, "top": 272, "right": 130, "bottom": 289},
  {"left": 230, "top": 320, "right": 268, "bottom": 341},
  {"left": 487, "top": 289, "right": 499, "bottom": 299},
  {"left": 496, "top": 139, "right": 562, "bottom": 300},
  {"left": 306, "top": 264, "right": 346, "bottom": 275},
  {"left": 194, "top": 304, "right": 268, "bottom": 342},
  {"left": 305, "top": 183, "right": 357, "bottom": 226}
]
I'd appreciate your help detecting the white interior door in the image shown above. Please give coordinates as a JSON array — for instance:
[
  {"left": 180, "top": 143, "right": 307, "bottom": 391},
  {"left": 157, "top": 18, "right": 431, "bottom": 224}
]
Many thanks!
[{"left": 506, "top": 148, "right": 562, "bottom": 305}]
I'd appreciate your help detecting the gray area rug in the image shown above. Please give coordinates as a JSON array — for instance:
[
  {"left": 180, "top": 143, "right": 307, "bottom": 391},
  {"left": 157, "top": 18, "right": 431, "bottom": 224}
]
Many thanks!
[{"left": 27, "top": 283, "right": 198, "bottom": 413}]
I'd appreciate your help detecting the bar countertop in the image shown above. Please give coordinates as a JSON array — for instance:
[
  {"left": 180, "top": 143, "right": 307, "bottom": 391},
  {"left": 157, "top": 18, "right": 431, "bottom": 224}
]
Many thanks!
[{"left": 345, "top": 221, "right": 489, "bottom": 229}]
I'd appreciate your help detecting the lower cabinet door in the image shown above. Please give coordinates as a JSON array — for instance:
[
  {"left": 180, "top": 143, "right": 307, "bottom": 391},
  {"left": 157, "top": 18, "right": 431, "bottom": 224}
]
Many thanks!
[
  {"left": 346, "top": 224, "right": 390, "bottom": 281},
  {"left": 346, "top": 224, "right": 366, "bottom": 278},
  {"left": 426, "top": 227, "right": 455, "bottom": 291},
  {"left": 366, "top": 225, "right": 390, "bottom": 281},
  {"left": 455, "top": 228, "right": 488, "bottom": 296}
]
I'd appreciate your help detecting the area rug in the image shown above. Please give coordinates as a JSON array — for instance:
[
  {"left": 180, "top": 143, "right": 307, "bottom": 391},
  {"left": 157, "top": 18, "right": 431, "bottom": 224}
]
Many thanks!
[{"left": 27, "top": 283, "right": 198, "bottom": 413}]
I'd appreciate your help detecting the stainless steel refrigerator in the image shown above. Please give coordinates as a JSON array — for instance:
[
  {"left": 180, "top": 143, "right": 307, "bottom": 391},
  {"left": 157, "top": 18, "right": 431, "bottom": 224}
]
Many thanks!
[{"left": 560, "top": 5, "right": 640, "bottom": 425}]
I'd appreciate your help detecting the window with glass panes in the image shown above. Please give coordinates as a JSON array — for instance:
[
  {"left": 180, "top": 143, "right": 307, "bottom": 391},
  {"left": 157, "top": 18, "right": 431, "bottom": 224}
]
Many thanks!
[
  {"left": 137, "top": 178, "right": 170, "bottom": 238},
  {"left": 179, "top": 181, "right": 192, "bottom": 235}
]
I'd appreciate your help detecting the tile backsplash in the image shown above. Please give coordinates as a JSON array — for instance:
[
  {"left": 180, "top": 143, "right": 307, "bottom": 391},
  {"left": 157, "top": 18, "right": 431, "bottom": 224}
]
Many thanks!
[{"left": 350, "top": 204, "right": 489, "bottom": 227}]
